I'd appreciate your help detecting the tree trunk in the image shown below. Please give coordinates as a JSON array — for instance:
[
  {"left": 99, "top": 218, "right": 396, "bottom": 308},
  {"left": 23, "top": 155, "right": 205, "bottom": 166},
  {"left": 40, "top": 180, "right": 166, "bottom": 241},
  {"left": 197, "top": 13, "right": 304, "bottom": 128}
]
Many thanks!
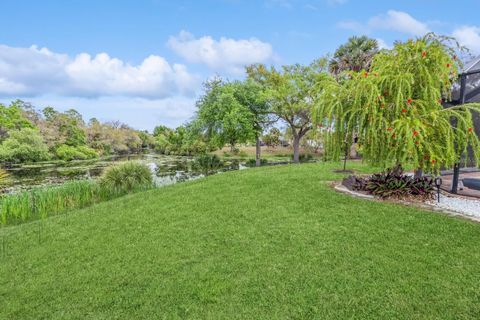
[
  {"left": 343, "top": 142, "right": 349, "bottom": 171},
  {"left": 451, "top": 162, "right": 460, "bottom": 194},
  {"left": 293, "top": 134, "right": 301, "bottom": 163},
  {"left": 255, "top": 135, "right": 261, "bottom": 167},
  {"left": 230, "top": 143, "right": 235, "bottom": 152}
]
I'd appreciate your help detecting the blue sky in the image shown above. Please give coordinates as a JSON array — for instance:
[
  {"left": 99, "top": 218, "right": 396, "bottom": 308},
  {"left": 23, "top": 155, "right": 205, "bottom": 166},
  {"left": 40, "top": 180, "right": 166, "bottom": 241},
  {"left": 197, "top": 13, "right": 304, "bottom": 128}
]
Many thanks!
[{"left": 1, "top": 0, "right": 480, "bottom": 130}]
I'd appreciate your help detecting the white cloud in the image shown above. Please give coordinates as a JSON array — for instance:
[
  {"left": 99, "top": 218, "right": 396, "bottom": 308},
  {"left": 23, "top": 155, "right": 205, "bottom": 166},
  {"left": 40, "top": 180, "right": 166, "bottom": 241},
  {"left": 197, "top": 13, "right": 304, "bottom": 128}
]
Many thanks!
[
  {"left": 376, "top": 38, "right": 391, "bottom": 50},
  {"left": 338, "top": 10, "right": 430, "bottom": 37},
  {"left": 369, "top": 10, "right": 429, "bottom": 36},
  {"left": 452, "top": 26, "right": 480, "bottom": 53},
  {"left": 167, "top": 31, "right": 275, "bottom": 74},
  {"left": 0, "top": 44, "right": 200, "bottom": 98}
]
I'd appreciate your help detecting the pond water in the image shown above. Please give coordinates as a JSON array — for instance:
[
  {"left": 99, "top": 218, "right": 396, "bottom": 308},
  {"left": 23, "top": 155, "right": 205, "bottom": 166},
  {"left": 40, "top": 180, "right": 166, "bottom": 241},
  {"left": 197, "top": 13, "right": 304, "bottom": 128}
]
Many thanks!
[{"left": 3, "top": 153, "right": 248, "bottom": 193}]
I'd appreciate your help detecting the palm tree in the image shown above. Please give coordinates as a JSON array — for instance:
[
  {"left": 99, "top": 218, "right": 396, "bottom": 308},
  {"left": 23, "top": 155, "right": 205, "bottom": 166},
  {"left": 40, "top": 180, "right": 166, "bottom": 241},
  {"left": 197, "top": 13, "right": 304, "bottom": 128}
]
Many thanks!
[
  {"left": 329, "top": 36, "right": 379, "bottom": 75},
  {"left": 327, "top": 36, "right": 379, "bottom": 168}
]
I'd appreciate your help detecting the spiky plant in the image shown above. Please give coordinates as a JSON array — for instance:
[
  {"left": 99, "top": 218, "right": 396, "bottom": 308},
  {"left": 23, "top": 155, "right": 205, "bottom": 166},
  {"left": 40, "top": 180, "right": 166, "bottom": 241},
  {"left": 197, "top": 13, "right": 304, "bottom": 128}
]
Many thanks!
[
  {"left": 315, "top": 33, "right": 480, "bottom": 174},
  {"left": 100, "top": 161, "right": 153, "bottom": 192}
]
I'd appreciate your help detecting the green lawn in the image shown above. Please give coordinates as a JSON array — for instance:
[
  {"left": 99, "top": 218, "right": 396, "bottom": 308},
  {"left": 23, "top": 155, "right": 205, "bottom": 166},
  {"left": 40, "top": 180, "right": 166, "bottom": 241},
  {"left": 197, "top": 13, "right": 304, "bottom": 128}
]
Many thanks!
[{"left": 1, "top": 162, "right": 479, "bottom": 319}]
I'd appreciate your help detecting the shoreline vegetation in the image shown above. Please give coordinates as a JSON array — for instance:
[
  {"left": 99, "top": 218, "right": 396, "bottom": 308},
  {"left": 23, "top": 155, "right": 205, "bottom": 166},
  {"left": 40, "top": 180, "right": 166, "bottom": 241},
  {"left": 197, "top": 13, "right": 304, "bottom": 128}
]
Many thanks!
[
  {"left": 0, "top": 162, "right": 154, "bottom": 227},
  {"left": 0, "top": 148, "right": 321, "bottom": 227}
]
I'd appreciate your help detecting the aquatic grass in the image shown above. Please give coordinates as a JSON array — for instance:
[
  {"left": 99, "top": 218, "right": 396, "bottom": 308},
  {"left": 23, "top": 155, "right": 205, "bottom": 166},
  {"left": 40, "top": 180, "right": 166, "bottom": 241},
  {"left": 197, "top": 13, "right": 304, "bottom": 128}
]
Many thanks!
[{"left": 0, "top": 179, "right": 154, "bottom": 226}]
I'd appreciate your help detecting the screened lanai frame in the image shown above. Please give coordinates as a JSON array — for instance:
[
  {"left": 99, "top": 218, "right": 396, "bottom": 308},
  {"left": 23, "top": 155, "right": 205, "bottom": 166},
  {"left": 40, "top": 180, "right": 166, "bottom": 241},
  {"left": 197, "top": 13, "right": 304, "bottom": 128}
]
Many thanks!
[{"left": 446, "top": 56, "right": 480, "bottom": 193}]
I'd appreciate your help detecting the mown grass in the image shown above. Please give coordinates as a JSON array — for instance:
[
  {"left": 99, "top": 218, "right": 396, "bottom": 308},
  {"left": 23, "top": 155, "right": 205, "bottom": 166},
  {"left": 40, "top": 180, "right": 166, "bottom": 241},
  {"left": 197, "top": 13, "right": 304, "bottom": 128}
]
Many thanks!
[{"left": 1, "top": 162, "right": 479, "bottom": 319}]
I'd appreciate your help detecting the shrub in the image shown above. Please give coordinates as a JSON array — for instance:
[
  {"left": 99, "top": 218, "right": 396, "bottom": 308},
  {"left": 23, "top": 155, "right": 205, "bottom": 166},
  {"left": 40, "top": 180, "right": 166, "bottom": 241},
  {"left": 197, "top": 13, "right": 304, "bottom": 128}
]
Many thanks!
[
  {"left": 100, "top": 161, "right": 153, "bottom": 192},
  {"left": 263, "top": 128, "right": 281, "bottom": 148},
  {"left": 193, "top": 154, "right": 223, "bottom": 175},
  {"left": 293, "top": 153, "right": 313, "bottom": 162},
  {"left": 77, "top": 145, "right": 99, "bottom": 159},
  {"left": 0, "top": 128, "right": 50, "bottom": 163},
  {"left": 345, "top": 165, "right": 435, "bottom": 199},
  {"left": 245, "top": 158, "right": 268, "bottom": 167},
  {"left": 55, "top": 145, "right": 98, "bottom": 161}
]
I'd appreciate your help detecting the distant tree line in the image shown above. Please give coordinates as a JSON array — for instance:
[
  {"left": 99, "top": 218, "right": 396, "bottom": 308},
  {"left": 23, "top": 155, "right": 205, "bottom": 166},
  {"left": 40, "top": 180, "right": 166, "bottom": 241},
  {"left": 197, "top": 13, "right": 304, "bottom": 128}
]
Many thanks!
[{"left": 0, "top": 100, "right": 151, "bottom": 163}]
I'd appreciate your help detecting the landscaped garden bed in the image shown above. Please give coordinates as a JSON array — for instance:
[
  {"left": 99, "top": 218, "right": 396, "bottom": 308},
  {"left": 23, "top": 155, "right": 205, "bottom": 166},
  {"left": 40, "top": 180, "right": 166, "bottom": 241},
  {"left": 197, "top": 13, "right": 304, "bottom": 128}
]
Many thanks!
[
  {"left": 338, "top": 164, "right": 480, "bottom": 222},
  {"left": 341, "top": 165, "right": 435, "bottom": 201}
]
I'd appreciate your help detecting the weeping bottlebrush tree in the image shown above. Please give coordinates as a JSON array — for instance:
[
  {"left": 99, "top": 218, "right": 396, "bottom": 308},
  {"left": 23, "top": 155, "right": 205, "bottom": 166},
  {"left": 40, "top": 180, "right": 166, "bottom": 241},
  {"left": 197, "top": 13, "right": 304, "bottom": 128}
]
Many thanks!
[{"left": 314, "top": 33, "right": 480, "bottom": 174}]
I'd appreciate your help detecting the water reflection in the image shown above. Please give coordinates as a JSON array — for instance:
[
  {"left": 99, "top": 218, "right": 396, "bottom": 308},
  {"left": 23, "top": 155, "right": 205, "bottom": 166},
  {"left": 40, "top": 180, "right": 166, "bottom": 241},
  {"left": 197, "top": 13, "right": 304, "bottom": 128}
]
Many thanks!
[{"left": 4, "top": 153, "right": 248, "bottom": 192}]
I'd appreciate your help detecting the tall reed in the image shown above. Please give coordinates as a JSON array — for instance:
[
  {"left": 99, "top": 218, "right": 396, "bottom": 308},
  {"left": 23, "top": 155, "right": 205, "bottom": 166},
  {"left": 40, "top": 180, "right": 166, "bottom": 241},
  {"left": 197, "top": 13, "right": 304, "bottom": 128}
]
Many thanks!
[{"left": 0, "top": 179, "right": 153, "bottom": 226}]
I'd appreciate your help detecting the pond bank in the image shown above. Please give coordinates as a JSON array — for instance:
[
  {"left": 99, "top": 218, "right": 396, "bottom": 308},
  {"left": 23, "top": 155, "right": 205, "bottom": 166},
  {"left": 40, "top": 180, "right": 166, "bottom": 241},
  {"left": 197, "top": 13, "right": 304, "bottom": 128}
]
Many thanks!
[{"left": 2, "top": 153, "right": 251, "bottom": 193}]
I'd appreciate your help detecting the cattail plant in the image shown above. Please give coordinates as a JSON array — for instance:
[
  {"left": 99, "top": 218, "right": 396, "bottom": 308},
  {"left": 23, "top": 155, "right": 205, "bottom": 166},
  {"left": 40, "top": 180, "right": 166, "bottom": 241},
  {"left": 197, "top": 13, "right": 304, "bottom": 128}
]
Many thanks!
[{"left": 0, "top": 164, "right": 154, "bottom": 226}]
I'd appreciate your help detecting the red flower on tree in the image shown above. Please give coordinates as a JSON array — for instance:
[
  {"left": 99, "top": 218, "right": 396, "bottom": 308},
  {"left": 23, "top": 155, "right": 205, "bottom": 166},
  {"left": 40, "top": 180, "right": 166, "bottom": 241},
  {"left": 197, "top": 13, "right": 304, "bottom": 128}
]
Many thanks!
[
  {"left": 447, "top": 63, "right": 451, "bottom": 68},
  {"left": 431, "top": 159, "right": 437, "bottom": 165},
  {"left": 407, "top": 99, "right": 413, "bottom": 104},
  {"left": 468, "top": 127, "right": 474, "bottom": 134},
  {"left": 422, "top": 51, "right": 427, "bottom": 58},
  {"left": 413, "top": 130, "right": 419, "bottom": 137},
  {"left": 401, "top": 108, "right": 407, "bottom": 113}
]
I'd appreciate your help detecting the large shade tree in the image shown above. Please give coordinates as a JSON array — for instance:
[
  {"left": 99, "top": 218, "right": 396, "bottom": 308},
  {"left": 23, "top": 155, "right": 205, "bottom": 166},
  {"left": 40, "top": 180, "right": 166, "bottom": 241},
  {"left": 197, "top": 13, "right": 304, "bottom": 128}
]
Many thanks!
[
  {"left": 316, "top": 34, "right": 480, "bottom": 174},
  {"left": 230, "top": 79, "right": 271, "bottom": 166},
  {"left": 195, "top": 79, "right": 256, "bottom": 153},
  {"left": 0, "top": 128, "right": 50, "bottom": 163},
  {"left": 0, "top": 100, "right": 33, "bottom": 142},
  {"left": 247, "top": 59, "right": 333, "bottom": 163}
]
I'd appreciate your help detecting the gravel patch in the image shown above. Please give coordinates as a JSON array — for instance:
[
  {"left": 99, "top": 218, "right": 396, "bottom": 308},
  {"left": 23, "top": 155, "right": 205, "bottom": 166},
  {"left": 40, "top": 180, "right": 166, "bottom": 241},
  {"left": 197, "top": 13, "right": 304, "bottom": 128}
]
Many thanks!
[
  {"left": 428, "top": 196, "right": 480, "bottom": 218},
  {"left": 335, "top": 183, "right": 480, "bottom": 222}
]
